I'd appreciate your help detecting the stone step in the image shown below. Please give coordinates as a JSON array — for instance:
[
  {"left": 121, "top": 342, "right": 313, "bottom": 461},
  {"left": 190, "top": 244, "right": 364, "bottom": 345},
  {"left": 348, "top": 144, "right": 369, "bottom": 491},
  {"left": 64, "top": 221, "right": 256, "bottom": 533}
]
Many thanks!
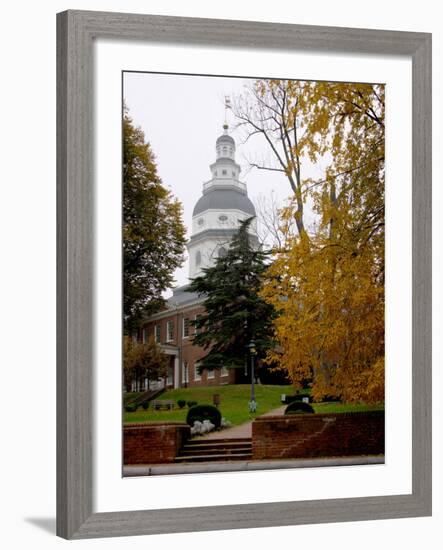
[
  {"left": 186, "top": 437, "right": 252, "bottom": 447},
  {"left": 182, "top": 441, "right": 252, "bottom": 450},
  {"left": 179, "top": 446, "right": 252, "bottom": 456},
  {"left": 175, "top": 437, "right": 253, "bottom": 463},
  {"left": 174, "top": 452, "right": 252, "bottom": 463}
]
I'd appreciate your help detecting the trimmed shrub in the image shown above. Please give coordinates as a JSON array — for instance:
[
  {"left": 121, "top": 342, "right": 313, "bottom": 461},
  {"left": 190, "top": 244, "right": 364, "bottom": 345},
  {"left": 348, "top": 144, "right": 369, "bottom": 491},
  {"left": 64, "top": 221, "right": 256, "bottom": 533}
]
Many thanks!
[
  {"left": 177, "top": 399, "right": 186, "bottom": 409},
  {"left": 187, "top": 400, "right": 198, "bottom": 408},
  {"left": 141, "top": 401, "right": 149, "bottom": 410},
  {"left": 125, "top": 403, "right": 138, "bottom": 413},
  {"left": 186, "top": 404, "right": 222, "bottom": 429},
  {"left": 284, "top": 394, "right": 313, "bottom": 405},
  {"left": 284, "top": 401, "right": 314, "bottom": 415}
]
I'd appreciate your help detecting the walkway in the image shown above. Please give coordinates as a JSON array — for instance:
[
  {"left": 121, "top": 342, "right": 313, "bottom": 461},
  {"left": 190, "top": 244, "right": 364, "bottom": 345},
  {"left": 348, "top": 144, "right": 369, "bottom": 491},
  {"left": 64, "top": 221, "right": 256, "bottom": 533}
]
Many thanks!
[
  {"left": 201, "top": 405, "right": 286, "bottom": 440},
  {"left": 124, "top": 455, "right": 384, "bottom": 477}
]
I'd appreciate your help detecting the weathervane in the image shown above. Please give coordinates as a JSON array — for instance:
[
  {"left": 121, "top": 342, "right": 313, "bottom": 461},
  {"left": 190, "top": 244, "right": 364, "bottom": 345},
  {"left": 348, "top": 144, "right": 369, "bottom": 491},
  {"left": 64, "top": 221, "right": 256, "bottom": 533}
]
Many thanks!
[{"left": 224, "top": 95, "right": 231, "bottom": 129}]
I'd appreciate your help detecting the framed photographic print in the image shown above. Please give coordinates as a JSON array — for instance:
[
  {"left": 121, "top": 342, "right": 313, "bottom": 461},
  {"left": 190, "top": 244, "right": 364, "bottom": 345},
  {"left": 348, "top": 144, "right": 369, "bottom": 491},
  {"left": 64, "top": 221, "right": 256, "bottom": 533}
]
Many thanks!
[
  {"left": 57, "top": 10, "right": 432, "bottom": 539},
  {"left": 121, "top": 71, "right": 387, "bottom": 477}
]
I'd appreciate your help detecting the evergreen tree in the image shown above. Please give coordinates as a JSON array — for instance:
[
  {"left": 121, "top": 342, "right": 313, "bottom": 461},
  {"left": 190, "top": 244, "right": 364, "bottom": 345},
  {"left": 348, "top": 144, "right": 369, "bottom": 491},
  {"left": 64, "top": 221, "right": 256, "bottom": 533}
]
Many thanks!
[
  {"left": 187, "top": 218, "right": 275, "bottom": 374},
  {"left": 123, "top": 106, "right": 186, "bottom": 333}
]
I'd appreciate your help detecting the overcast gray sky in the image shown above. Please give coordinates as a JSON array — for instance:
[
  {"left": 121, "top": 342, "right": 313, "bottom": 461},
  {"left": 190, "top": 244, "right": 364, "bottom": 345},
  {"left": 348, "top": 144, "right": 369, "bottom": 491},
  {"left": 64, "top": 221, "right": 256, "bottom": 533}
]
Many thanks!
[{"left": 123, "top": 72, "right": 321, "bottom": 292}]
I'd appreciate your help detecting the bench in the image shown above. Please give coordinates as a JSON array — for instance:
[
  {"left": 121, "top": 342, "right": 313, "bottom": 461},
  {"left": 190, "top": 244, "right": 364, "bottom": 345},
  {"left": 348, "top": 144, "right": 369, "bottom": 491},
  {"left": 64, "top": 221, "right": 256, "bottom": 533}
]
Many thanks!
[{"left": 152, "top": 399, "right": 175, "bottom": 411}]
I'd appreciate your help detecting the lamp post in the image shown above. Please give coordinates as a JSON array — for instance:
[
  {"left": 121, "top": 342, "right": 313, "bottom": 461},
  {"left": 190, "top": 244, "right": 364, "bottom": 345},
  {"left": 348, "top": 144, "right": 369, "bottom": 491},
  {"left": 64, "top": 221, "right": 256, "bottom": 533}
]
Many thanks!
[{"left": 247, "top": 339, "right": 257, "bottom": 412}]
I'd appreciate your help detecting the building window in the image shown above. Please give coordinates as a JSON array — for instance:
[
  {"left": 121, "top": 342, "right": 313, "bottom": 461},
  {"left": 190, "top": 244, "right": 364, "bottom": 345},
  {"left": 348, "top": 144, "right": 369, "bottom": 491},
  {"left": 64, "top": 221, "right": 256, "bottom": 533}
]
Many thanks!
[
  {"left": 154, "top": 324, "right": 161, "bottom": 343},
  {"left": 221, "top": 366, "right": 229, "bottom": 377},
  {"left": 195, "top": 250, "right": 201, "bottom": 266},
  {"left": 222, "top": 169, "right": 227, "bottom": 175},
  {"left": 198, "top": 218, "right": 204, "bottom": 226},
  {"left": 218, "top": 246, "right": 227, "bottom": 258},
  {"left": 183, "top": 317, "right": 190, "bottom": 338},
  {"left": 182, "top": 361, "right": 189, "bottom": 384},
  {"left": 207, "top": 369, "right": 215, "bottom": 380},
  {"left": 142, "top": 328, "right": 147, "bottom": 343},
  {"left": 194, "top": 362, "right": 202, "bottom": 381},
  {"left": 218, "top": 214, "right": 228, "bottom": 222},
  {"left": 166, "top": 320, "right": 174, "bottom": 342},
  {"left": 223, "top": 146, "right": 227, "bottom": 155}
]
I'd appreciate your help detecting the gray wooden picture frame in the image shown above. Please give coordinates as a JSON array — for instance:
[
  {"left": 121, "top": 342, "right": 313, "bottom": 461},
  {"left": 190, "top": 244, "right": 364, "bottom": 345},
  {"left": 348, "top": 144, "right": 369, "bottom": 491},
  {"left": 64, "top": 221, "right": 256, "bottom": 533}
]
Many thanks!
[{"left": 57, "top": 9, "right": 432, "bottom": 540}]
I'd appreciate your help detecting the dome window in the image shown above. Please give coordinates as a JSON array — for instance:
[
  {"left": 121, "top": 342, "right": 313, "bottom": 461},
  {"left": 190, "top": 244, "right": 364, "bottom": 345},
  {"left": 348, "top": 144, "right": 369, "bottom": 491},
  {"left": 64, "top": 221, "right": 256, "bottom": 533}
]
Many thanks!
[
  {"left": 218, "top": 215, "right": 228, "bottom": 222},
  {"left": 222, "top": 169, "right": 227, "bottom": 175},
  {"left": 197, "top": 218, "right": 204, "bottom": 226},
  {"left": 196, "top": 250, "right": 201, "bottom": 266}
]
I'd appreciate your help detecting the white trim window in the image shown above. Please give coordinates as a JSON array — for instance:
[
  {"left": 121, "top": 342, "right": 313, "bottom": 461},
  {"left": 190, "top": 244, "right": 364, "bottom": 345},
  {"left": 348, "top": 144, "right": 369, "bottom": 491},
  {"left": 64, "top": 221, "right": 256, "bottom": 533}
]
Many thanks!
[
  {"left": 142, "top": 328, "right": 147, "bottom": 343},
  {"left": 221, "top": 366, "right": 229, "bottom": 377},
  {"left": 166, "top": 320, "right": 174, "bottom": 342},
  {"left": 194, "top": 362, "right": 202, "bottom": 381},
  {"left": 154, "top": 324, "right": 161, "bottom": 343},
  {"left": 182, "top": 317, "right": 190, "bottom": 338},
  {"left": 207, "top": 369, "right": 215, "bottom": 380}
]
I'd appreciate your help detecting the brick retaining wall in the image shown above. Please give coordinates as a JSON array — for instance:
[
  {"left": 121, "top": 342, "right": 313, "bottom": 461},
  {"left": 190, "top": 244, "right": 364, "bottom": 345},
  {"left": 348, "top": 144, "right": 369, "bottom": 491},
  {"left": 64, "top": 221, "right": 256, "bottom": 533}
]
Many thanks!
[
  {"left": 123, "top": 422, "right": 190, "bottom": 465},
  {"left": 252, "top": 411, "right": 384, "bottom": 460}
]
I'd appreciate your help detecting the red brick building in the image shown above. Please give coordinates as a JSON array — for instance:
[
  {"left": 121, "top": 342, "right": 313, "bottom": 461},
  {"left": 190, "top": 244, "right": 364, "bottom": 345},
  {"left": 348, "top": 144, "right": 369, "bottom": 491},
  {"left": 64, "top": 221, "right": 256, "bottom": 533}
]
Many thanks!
[
  {"left": 131, "top": 125, "right": 258, "bottom": 392},
  {"left": 137, "top": 285, "right": 236, "bottom": 390}
]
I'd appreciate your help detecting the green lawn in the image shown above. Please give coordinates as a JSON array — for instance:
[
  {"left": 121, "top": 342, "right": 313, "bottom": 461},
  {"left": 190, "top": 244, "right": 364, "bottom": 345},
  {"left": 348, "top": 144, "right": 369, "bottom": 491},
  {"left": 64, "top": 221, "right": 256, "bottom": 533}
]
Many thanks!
[
  {"left": 123, "top": 384, "right": 288, "bottom": 426},
  {"left": 312, "top": 402, "right": 384, "bottom": 414},
  {"left": 123, "top": 384, "right": 384, "bottom": 426}
]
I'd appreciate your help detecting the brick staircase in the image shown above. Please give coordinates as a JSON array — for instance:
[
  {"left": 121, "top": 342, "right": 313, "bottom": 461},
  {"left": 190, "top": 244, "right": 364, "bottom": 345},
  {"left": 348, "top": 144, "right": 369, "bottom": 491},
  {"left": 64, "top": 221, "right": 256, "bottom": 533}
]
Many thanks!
[{"left": 175, "top": 437, "right": 252, "bottom": 463}]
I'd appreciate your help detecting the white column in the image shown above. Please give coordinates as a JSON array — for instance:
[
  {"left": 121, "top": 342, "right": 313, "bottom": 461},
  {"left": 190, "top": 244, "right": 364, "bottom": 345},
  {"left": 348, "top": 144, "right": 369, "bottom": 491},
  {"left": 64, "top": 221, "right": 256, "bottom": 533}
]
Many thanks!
[{"left": 174, "top": 355, "right": 180, "bottom": 389}]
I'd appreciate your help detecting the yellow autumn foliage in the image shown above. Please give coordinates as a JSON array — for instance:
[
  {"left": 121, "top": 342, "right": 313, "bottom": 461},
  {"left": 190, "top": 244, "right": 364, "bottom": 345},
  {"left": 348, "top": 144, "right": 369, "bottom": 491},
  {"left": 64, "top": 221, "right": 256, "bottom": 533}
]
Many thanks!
[{"left": 256, "top": 80, "right": 385, "bottom": 403}]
